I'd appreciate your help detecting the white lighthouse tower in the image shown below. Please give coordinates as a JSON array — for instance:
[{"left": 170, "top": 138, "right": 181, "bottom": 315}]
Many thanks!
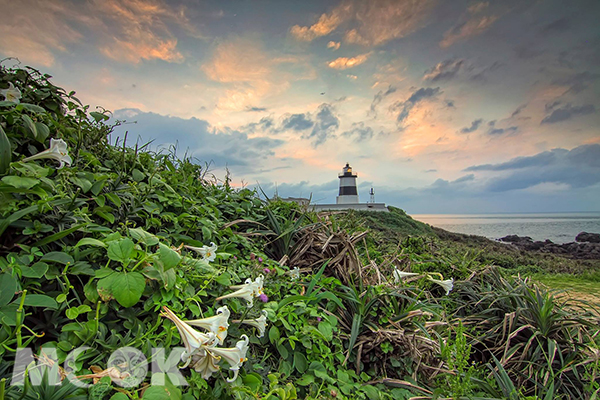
[{"left": 336, "top": 163, "right": 359, "bottom": 204}]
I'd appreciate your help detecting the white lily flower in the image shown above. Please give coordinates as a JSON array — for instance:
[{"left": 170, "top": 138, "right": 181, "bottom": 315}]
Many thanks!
[
  {"left": 239, "top": 310, "right": 268, "bottom": 338},
  {"left": 288, "top": 267, "right": 300, "bottom": 280},
  {"left": 22, "top": 138, "right": 72, "bottom": 169},
  {"left": 186, "top": 305, "right": 230, "bottom": 345},
  {"left": 185, "top": 242, "right": 217, "bottom": 262},
  {"left": 0, "top": 82, "right": 22, "bottom": 103},
  {"left": 161, "top": 306, "right": 217, "bottom": 367},
  {"left": 427, "top": 275, "right": 454, "bottom": 295},
  {"left": 392, "top": 268, "right": 420, "bottom": 283},
  {"left": 207, "top": 335, "right": 249, "bottom": 382},
  {"left": 189, "top": 348, "right": 221, "bottom": 380},
  {"left": 216, "top": 275, "right": 264, "bottom": 308}
]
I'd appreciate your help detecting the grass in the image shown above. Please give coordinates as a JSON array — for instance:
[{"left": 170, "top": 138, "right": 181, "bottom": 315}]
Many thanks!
[{"left": 533, "top": 272, "right": 600, "bottom": 300}]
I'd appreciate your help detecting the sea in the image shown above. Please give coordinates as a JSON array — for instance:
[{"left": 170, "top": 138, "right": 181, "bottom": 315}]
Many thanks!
[{"left": 411, "top": 213, "right": 600, "bottom": 244}]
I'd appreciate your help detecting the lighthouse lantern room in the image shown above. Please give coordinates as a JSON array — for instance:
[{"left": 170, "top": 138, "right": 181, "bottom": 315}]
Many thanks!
[{"left": 336, "top": 163, "right": 359, "bottom": 204}]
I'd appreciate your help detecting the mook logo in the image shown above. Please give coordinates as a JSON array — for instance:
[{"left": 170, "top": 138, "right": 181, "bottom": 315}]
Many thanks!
[{"left": 11, "top": 346, "right": 189, "bottom": 388}]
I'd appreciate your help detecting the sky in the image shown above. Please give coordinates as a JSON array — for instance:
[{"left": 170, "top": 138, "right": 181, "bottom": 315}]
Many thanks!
[{"left": 1, "top": 0, "right": 599, "bottom": 213}]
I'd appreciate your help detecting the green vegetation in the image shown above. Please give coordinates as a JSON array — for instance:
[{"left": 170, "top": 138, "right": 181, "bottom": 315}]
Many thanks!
[{"left": 1, "top": 65, "right": 599, "bottom": 400}]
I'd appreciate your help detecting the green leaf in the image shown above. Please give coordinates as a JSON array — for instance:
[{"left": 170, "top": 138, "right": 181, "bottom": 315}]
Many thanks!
[
  {"left": 214, "top": 272, "right": 231, "bottom": 286},
  {"left": 129, "top": 227, "right": 159, "bottom": 246},
  {"left": 318, "top": 321, "right": 333, "bottom": 341},
  {"left": 110, "top": 272, "right": 145, "bottom": 307},
  {"left": 90, "top": 178, "right": 107, "bottom": 196},
  {"left": 0, "top": 124, "right": 11, "bottom": 174},
  {"left": 95, "top": 210, "right": 115, "bottom": 224},
  {"left": 65, "top": 308, "right": 79, "bottom": 319},
  {"left": 309, "top": 361, "right": 329, "bottom": 380},
  {"left": 242, "top": 373, "right": 262, "bottom": 392},
  {"left": 34, "top": 122, "right": 50, "bottom": 142},
  {"left": 21, "top": 114, "right": 37, "bottom": 138},
  {"left": 132, "top": 168, "right": 145, "bottom": 182},
  {"left": 90, "top": 111, "right": 109, "bottom": 122},
  {"left": 20, "top": 103, "right": 46, "bottom": 114},
  {"left": 294, "top": 352, "right": 308, "bottom": 373},
  {"left": 2, "top": 175, "right": 40, "bottom": 189},
  {"left": 362, "top": 385, "right": 380, "bottom": 400},
  {"left": 107, "top": 238, "right": 134, "bottom": 264},
  {"left": 0, "top": 273, "right": 17, "bottom": 307},
  {"left": 158, "top": 243, "right": 181, "bottom": 270},
  {"left": 41, "top": 251, "right": 74, "bottom": 265},
  {"left": 97, "top": 274, "right": 116, "bottom": 302},
  {"left": 295, "top": 374, "right": 315, "bottom": 386},
  {"left": 105, "top": 193, "right": 122, "bottom": 207},
  {"left": 14, "top": 294, "right": 58, "bottom": 309},
  {"left": 75, "top": 238, "right": 106, "bottom": 248},
  {"left": 269, "top": 326, "right": 280, "bottom": 344},
  {"left": 201, "top": 226, "right": 211, "bottom": 241},
  {"left": 72, "top": 177, "right": 92, "bottom": 193},
  {"left": 142, "top": 385, "right": 180, "bottom": 400},
  {"left": 110, "top": 394, "right": 129, "bottom": 400},
  {"left": 21, "top": 262, "right": 48, "bottom": 278},
  {"left": 32, "top": 223, "right": 86, "bottom": 247},
  {"left": 277, "top": 343, "right": 289, "bottom": 359}
]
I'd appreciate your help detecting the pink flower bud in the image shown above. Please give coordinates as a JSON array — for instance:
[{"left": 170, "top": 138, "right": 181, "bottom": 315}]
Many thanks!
[{"left": 259, "top": 294, "right": 268, "bottom": 303}]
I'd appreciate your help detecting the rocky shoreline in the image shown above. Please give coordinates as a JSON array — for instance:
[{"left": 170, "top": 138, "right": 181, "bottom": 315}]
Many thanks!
[{"left": 499, "top": 232, "right": 600, "bottom": 260}]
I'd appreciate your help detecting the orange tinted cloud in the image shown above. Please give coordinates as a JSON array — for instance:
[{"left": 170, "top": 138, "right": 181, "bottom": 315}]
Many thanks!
[
  {"left": 327, "top": 53, "right": 370, "bottom": 70},
  {"left": 290, "top": 3, "right": 351, "bottom": 41},
  {"left": 290, "top": 0, "right": 436, "bottom": 46},
  {"left": 94, "top": 0, "right": 192, "bottom": 63},
  {"left": 0, "top": 0, "right": 192, "bottom": 65},
  {"left": 440, "top": 14, "right": 498, "bottom": 48}
]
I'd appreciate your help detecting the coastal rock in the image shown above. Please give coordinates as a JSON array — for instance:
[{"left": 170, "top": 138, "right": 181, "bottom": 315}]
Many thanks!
[
  {"left": 499, "top": 234, "right": 600, "bottom": 259},
  {"left": 575, "top": 232, "right": 600, "bottom": 243}
]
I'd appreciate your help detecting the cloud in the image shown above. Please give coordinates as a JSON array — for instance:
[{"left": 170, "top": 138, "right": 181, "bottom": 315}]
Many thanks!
[
  {"left": 203, "top": 39, "right": 272, "bottom": 83},
  {"left": 327, "top": 41, "right": 341, "bottom": 50},
  {"left": 97, "top": 0, "right": 192, "bottom": 63},
  {"left": 290, "top": 3, "right": 349, "bottom": 41},
  {"left": 202, "top": 38, "right": 313, "bottom": 111},
  {"left": 464, "top": 145, "right": 600, "bottom": 192},
  {"left": 460, "top": 119, "right": 483, "bottom": 133},
  {"left": 0, "top": 0, "right": 89, "bottom": 66},
  {"left": 510, "top": 104, "right": 527, "bottom": 118},
  {"left": 464, "top": 149, "right": 567, "bottom": 171},
  {"left": 0, "top": 0, "right": 194, "bottom": 65},
  {"left": 440, "top": 13, "right": 498, "bottom": 48},
  {"left": 304, "top": 103, "right": 340, "bottom": 147},
  {"left": 241, "top": 116, "right": 274, "bottom": 134},
  {"left": 541, "top": 103, "right": 596, "bottom": 124},
  {"left": 343, "top": 0, "right": 437, "bottom": 46},
  {"left": 392, "top": 87, "right": 441, "bottom": 124},
  {"left": 541, "top": 17, "right": 570, "bottom": 34},
  {"left": 342, "top": 122, "right": 374, "bottom": 142},
  {"left": 246, "top": 106, "right": 268, "bottom": 112},
  {"left": 489, "top": 126, "right": 518, "bottom": 135},
  {"left": 467, "top": 2, "right": 489, "bottom": 14},
  {"left": 552, "top": 71, "right": 599, "bottom": 95},
  {"left": 290, "top": 0, "right": 436, "bottom": 46},
  {"left": 423, "top": 59, "right": 466, "bottom": 82},
  {"left": 369, "top": 85, "right": 397, "bottom": 117},
  {"left": 111, "top": 108, "right": 283, "bottom": 169},
  {"left": 469, "top": 61, "right": 503, "bottom": 82},
  {"left": 327, "top": 53, "right": 370, "bottom": 70},
  {"left": 281, "top": 113, "right": 314, "bottom": 131}
]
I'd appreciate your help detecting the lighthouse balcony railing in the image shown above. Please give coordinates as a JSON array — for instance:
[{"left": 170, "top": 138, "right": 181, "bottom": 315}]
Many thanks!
[{"left": 338, "top": 172, "right": 357, "bottom": 177}]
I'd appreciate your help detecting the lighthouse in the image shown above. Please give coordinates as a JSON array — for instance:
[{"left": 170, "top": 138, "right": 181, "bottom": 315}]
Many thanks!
[{"left": 336, "top": 163, "right": 359, "bottom": 204}]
